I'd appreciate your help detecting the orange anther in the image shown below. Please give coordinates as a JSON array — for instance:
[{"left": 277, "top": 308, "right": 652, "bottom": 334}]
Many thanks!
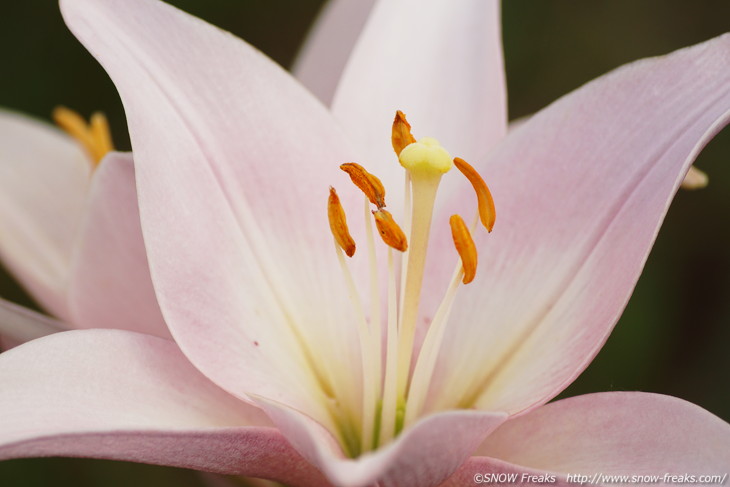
[
  {"left": 392, "top": 110, "right": 416, "bottom": 156},
  {"left": 327, "top": 187, "right": 356, "bottom": 257},
  {"left": 340, "top": 162, "right": 386, "bottom": 208},
  {"left": 372, "top": 209, "right": 408, "bottom": 252},
  {"left": 449, "top": 214, "right": 477, "bottom": 284},
  {"left": 453, "top": 157, "right": 496, "bottom": 232}
]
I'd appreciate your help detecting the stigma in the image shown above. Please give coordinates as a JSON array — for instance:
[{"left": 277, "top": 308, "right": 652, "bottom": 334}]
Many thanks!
[
  {"left": 53, "top": 106, "right": 115, "bottom": 166},
  {"left": 398, "top": 137, "right": 453, "bottom": 176}
]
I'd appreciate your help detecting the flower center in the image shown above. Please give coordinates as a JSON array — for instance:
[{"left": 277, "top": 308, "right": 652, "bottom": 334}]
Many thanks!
[
  {"left": 327, "top": 111, "right": 495, "bottom": 456},
  {"left": 53, "top": 106, "right": 115, "bottom": 166}
]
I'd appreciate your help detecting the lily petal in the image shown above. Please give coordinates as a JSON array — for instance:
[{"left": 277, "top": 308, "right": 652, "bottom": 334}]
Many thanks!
[
  {"left": 429, "top": 34, "right": 730, "bottom": 415},
  {"left": 0, "top": 109, "right": 90, "bottom": 320},
  {"left": 0, "top": 329, "right": 329, "bottom": 486},
  {"left": 61, "top": 0, "right": 363, "bottom": 426},
  {"left": 0, "top": 296, "right": 65, "bottom": 344},
  {"left": 476, "top": 392, "right": 730, "bottom": 473},
  {"left": 332, "top": 0, "right": 506, "bottom": 186},
  {"left": 67, "top": 152, "right": 170, "bottom": 338},
  {"left": 257, "top": 397, "right": 507, "bottom": 487},
  {"left": 292, "top": 0, "right": 377, "bottom": 106}
]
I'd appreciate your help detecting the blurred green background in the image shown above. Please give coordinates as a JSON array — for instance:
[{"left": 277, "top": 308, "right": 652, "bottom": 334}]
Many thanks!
[{"left": 0, "top": 1, "right": 728, "bottom": 485}]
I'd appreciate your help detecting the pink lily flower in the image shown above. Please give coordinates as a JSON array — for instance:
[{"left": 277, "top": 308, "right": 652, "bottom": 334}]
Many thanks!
[
  {"left": 1, "top": 0, "right": 729, "bottom": 486},
  {"left": 0, "top": 110, "right": 168, "bottom": 342}
]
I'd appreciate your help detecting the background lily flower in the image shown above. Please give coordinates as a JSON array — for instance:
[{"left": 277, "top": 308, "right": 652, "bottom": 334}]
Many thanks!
[
  {"left": 1, "top": 1, "right": 729, "bottom": 486},
  {"left": 0, "top": 111, "right": 169, "bottom": 343}
]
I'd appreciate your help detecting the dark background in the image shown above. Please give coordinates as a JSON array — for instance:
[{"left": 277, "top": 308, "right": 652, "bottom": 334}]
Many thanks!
[{"left": 1, "top": 1, "right": 728, "bottom": 485}]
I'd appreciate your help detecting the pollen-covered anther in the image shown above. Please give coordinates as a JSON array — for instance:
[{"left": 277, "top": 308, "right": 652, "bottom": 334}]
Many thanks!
[
  {"left": 453, "top": 157, "right": 496, "bottom": 232},
  {"left": 392, "top": 110, "right": 416, "bottom": 156},
  {"left": 373, "top": 209, "right": 408, "bottom": 252},
  {"left": 449, "top": 214, "right": 478, "bottom": 284},
  {"left": 53, "top": 106, "right": 115, "bottom": 165},
  {"left": 327, "top": 187, "right": 356, "bottom": 257},
  {"left": 340, "top": 162, "right": 386, "bottom": 208}
]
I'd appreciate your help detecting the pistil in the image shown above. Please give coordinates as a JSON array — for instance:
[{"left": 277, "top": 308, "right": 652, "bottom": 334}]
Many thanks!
[{"left": 394, "top": 137, "right": 453, "bottom": 427}]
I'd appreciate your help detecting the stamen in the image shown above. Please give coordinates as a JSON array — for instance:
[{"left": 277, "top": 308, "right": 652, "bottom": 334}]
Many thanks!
[
  {"left": 327, "top": 187, "right": 356, "bottom": 257},
  {"left": 52, "top": 106, "right": 115, "bottom": 165},
  {"left": 449, "top": 214, "right": 478, "bottom": 284},
  {"left": 325, "top": 110, "right": 500, "bottom": 453},
  {"left": 373, "top": 209, "right": 408, "bottom": 252},
  {"left": 453, "top": 157, "right": 496, "bottom": 232},
  {"left": 681, "top": 166, "right": 709, "bottom": 190},
  {"left": 362, "top": 197, "right": 383, "bottom": 450},
  {"left": 340, "top": 163, "right": 386, "bottom": 208},
  {"left": 379, "top": 248, "right": 400, "bottom": 445},
  {"left": 392, "top": 110, "right": 416, "bottom": 156},
  {"left": 333, "top": 232, "right": 375, "bottom": 454}
]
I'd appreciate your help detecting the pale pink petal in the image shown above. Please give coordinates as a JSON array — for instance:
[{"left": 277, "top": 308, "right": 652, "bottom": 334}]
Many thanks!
[
  {"left": 0, "top": 297, "right": 66, "bottom": 344},
  {"left": 257, "top": 397, "right": 506, "bottom": 487},
  {"left": 426, "top": 34, "right": 730, "bottom": 415},
  {"left": 0, "top": 329, "right": 328, "bottom": 486},
  {"left": 476, "top": 393, "right": 730, "bottom": 475},
  {"left": 332, "top": 0, "right": 506, "bottom": 189},
  {"left": 61, "top": 0, "right": 364, "bottom": 427},
  {"left": 0, "top": 109, "right": 90, "bottom": 320},
  {"left": 292, "top": 0, "right": 377, "bottom": 106},
  {"left": 67, "top": 152, "right": 169, "bottom": 338}
]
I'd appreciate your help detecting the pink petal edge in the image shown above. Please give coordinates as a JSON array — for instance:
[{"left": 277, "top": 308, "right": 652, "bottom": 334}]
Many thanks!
[{"left": 0, "top": 329, "right": 328, "bottom": 486}]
